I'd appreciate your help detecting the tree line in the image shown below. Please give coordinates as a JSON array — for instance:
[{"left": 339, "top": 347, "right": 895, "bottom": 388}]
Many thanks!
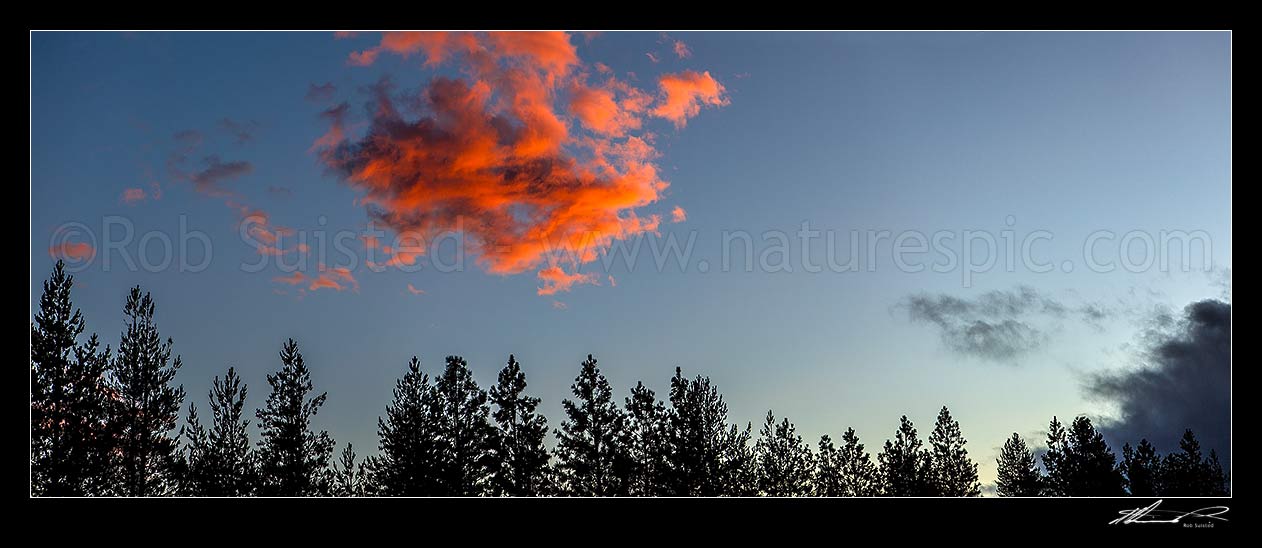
[{"left": 31, "top": 261, "right": 1230, "bottom": 497}]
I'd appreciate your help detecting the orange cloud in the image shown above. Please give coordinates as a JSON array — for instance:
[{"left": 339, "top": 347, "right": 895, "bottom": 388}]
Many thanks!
[
  {"left": 120, "top": 187, "right": 147, "bottom": 205},
  {"left": 272, "top": 267, "right": 359, "bottom": 292},
  {"left": 671, "top": 205, "right": 687, "bottom": 223},
  {"left": 537, "top": 265, "right": 599, "bottom": 296},
  {"left": 652, "top": 70, "right": 729, "bottom": 128},
  {"left": 49, "top": 242, "right": 94, "bottom": 261},
  {"left": 406, "top": 283, "right": 426, "bottom": 295},
  {"left": 673, "top": 40, "right": 692, "bottom": 59},
  {"left": 323, "top": 32, "right": 727, "bottom": 294}
]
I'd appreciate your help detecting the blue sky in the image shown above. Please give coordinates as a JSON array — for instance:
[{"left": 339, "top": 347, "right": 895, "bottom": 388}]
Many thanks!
[{"left": 30, "top": 31, "right": 1231, "bottom": 488}]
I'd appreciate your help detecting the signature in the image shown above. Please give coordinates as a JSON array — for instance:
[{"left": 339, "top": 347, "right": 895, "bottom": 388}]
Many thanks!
[{"left": 1110, "top": 499, "right": 1229, "bottom": 525}]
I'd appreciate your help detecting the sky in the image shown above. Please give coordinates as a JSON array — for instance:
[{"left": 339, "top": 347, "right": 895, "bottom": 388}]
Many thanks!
[{"left": 30, "top": 31, "right": 1232, "bottom": 490}]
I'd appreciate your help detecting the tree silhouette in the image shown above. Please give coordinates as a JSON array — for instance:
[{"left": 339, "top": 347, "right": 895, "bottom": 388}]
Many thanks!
[
  {"left": 554, "top": 354, "right": 629, "bottom": 496},
  {"left": 1120, "top": 439, "right": 1161, "bottom": 497},
  {"left": 754, "top": 411, "right": 814, "bottom": 496},
  {"left": 373, "top": 357, "right": 443, "bottom": 496},
  {"left": 877, "top": 415, "right": 934, "bottom": 496},
  {"left": 433, "top": 355, "right": 495, "bottom": 495},
  {"left": 328, "top": 443, "right": 372, "bottom": 496},
  {"left": 31, "top": 261, "right": 116, "bottom": 496},
  {"left": 624, "top": 381, "right": 670, "bottom": 496},
  {"left": 487, "top": 355, "right": 551, "bottom": 496},
  {"left": 928, "top": 406, "right": 980, "bottom": 496},
  {"left": 1041, "top": 416, "right": 1125, "bottom": 496},
  {"left": 664, "top": 368, "right": 754, "bottom": 496},
  {"left": 180, "top": 367, "right": 255, "bottom": 496},
  {"left": 255, "top": 339, "right": 334, "bottom": 496},
  {"left": 995, "top": 433, "right": 1043, "bottom": 496},
  {"left": 1160, "top": 429, "right": 1228, "bottom": 496},
  {"left": 815, "top": 428, "right": 878, "bottom": 496},
  {"left": 110, "top": 287, "right": 186, "bottom": 496}
]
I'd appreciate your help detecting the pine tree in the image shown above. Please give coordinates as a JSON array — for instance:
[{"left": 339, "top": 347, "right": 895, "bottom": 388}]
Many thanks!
[
  {"left": 255, "top": 339, "right": 334, "bottom": 496},
  {"left": 877, "top": 415, "right": 934, "bottom": 496},
  {"left": 30, "top": 261, "right": 116, "bottom": 496},
  {"left": 373, "top": 357, "right": 444, "bottom": 496},
  {"left": 624, "top": 381, "right": 669, "bottom": 496},
  {"left": 753, "top": 411, "right": 814, "bottom": 496},
  {"left": 554, "top": 354, "right": 629, "bottom": 496},
  {"left": 329, "top": 443, "right": 371, "bottom": 496},
  {"left": 487, "top": 355, "right": 551, "bottom": 496},
  {"left": 1120, "top": 439, "right": 1161, "bottom": 497},
  {"left": 815, "top": 428, "right": 879, "bottom": 496},
  {"left": 1160, "top": 429, "right": 1228, "bottom": 496},
  {"left": 180, "top": 367, "right": 254, "bottom": 496},
  {"left": 433, "top": 355, "right": 495, "bottom": 495},
  {"left": 929, "top": 406, "right": 980, "bottom": 496},
  {"left": 664, "top": 368, "right": 753, "bottom": 496},
  {"left": 110, "top": 287, "right": 186, "bottom": 496},
  {"left": 995, "top": 433, "right": 1043, "bottom": 496},
  {"left": 1041, "top": 416, "right": 1125, "bottom": 496}
]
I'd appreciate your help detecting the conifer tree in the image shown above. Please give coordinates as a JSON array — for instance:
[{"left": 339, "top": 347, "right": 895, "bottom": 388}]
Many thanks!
[
  {"left": 255, "top": 339, "right": 334, "bottom": 496},
  {"left": 624, "top": 381, "right": 669, "bottom": 496},
  {"left": 877, "top": 415, "right": 934, "bottom": 496},
  {"left": 753, "top": 411, "right": 814, "bottom": 496},
  {"left": 329, "top": 443, "right": 371, "bottom": 496},
  {"left": 1120, "top": 439, "right": 1161, "bottom": 497},
  {"left": 373, "top": 357, "right": 444, "bottom": 496},
  {"left": 433, "top": 355, "right": 495, "bottom": 495},
  {"left": 664, "top": 368, "right": 753, "bottom": 496},
  {"left": 110, "top": 287, "right": 186, "bottom": 496},
  {"left": 929, "top": 406, "right": 981, "bottom": 496},
  {"left": 815, "top": 428, "right": 879, "bottom": 496},
  {"left": 30, "top": 261, "right": 116, "bottom": 496},
  {"left": 487, "top": 355, "right": 551, "bottom": 496},
  {"left": 1041, "top": 416, "right": 1125, "bottom": 496},
  {"left": 1160, "top": 429, "right": 1228, "bottom": 496},
  {"left": 995, "top": 433, "right": 1043, "bottom": 496},
  {"left": 180, "top": 367, "right": 254, "bottom": 496},
  {"left": 554, "top": 354, "right": 629, "bottom": 496}
]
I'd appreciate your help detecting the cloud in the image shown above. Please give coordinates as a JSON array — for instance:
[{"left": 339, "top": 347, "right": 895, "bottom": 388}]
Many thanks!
[
  {"left": 120, "top": 187, "right": 147, "bottom": 205},
  {"left": 607, "top": 274, "right": 617, "bottom": 287},
  {"left": 652, "top": 70, "right": 730, "bottom": 128},
  {"left": 186, "top": 155, "right": 253, "bottom": 197},
  {"left": 334, "top": 31, "right": 358, "bottom": 39},
  {"left": 1085, "top": 299, "right": 1231, "bottom": 462},
  {"left": 900, "top": 286, "right": 1088, "bottom": 362},
  {"left": 673, "top": 40, "right": 692, "bottom": 59},
  {"left": 645, "top": 52, "right": 661, "bottom": 64},
  {"left": 49, "top": 242, "right": 94, "bottom": 261},
  {"left": 537, "top": 265, "right": 599, "bottom": 296},
  {"left": 219, "top": 118, "right": 259, "bottom": 144},
  {"left": 406, "top": 283, "right": 426, "bottom": 295},
  {"left": 552, "top": 300, "right": 568, "bottom": 310},
  {"left": 306, "top": 82, "right": 337, "bottom": 103},
  {"left": 320, "top": 32, "right": 726, "bottom": 295},
  {"left": 267, "top": 185, "right": 292, "bottom": 197},
  {"left": 272, "top": 266, "right": 359, "bottom": 292},
  {"left": 671, "top": 205, "right": 687, "bottom": 223}
]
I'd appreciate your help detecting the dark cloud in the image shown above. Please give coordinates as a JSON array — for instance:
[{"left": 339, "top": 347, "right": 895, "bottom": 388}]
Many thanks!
[
  {"left": 188, "top": 155, "right": 253, "bottom": 196},
  {"left": 306, "top": 82, "right": 337, "bottom": 102},
  {"left": 902, "top": 286, "right": 1061, "bottom": 362},
  {"left": 219, "top": 118, "right": 259, "bottom": 144},
  {"left": 1086, "top": 299, "right": 1231, "bottom": 464},
  {"left": 173, "top": 129, "right": 203, "bottom": 151},
  {"left": 901, "top": 286, "right": 1121, "bottom": 362}
]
